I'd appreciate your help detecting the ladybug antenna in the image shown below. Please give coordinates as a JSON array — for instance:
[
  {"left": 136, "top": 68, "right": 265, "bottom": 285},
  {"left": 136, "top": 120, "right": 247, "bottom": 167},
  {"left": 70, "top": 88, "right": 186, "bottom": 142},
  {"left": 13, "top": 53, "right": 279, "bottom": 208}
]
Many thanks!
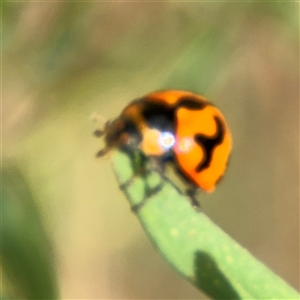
[
  {"left": 94, "top": 119, "right": 112, "bottom": 157},
  {"left": 93, "top": 120, "right": 111, "bottom": 138},
  {"left": 94, "top": 129, "right": 105, "bottom": 137},
  {"left": 96, "top": 147, "right": 109, "bottom": 157}
]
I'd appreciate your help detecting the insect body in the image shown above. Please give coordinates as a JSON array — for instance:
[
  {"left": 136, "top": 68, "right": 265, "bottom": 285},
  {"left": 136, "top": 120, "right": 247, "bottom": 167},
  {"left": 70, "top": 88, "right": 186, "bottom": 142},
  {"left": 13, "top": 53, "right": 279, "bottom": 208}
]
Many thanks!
[{"left": 95, "top": 90, "right": 232, "bottom": 197}]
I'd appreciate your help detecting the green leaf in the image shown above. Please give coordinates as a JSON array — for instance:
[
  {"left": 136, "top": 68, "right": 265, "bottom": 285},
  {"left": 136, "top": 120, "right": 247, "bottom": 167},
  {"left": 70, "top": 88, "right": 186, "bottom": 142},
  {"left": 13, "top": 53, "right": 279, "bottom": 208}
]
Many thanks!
[
  {"left": 1, "top": 165, "right": 59, "bottom": 299},
  {"left": 111, "top": 150, "right": 299, "bottom": 300}
]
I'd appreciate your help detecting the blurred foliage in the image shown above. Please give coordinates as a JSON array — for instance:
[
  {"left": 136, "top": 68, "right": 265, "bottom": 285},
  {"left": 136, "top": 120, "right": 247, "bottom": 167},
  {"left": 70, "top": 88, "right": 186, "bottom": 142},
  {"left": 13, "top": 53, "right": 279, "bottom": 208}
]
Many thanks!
[
  {"left": 1, "top": 165, "right": 59, "bottom": 299},
  {"left": 2, "top": 2, "right": 299, "bottom": 299}
]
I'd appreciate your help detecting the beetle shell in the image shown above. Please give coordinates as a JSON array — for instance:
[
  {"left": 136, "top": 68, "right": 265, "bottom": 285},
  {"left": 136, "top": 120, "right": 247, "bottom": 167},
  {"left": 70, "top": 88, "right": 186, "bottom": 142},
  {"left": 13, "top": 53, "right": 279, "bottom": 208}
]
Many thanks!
[{"left": 96, "top": 90, "right": 232, "bottom": 192}]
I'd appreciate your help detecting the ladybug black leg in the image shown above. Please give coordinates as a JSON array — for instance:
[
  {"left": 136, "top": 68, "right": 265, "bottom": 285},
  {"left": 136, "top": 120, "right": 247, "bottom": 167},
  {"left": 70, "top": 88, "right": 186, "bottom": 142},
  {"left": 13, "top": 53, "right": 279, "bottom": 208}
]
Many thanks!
[
  {"left": 120, "top": 155, "right": 166, "bottom": 213},
  {"left": 131, "top": 157, "right": 166, "bottom": 212},
  {"left": 118, "top": 167, "right": 151, "bottom": 191},
  {"left": 146, "top": 156, "right": 185, "bottom": 197},
  {"left": 186, "top": 187, "right": 202, "bottom": 210},
  {"left": 142, "top": 156, "right": 168, "bottom": 195},
  {"left": 118, "top": 152, "right": 202, "bottom": 212},
  {"left": 148, "top": 156, "right": 165, "bottom": 174},
  {"left": 118, "top": 150, "right": 151, "bottom": 191},
  {"left": 131, "top": 180, "right": 164, "bottom": 213}
]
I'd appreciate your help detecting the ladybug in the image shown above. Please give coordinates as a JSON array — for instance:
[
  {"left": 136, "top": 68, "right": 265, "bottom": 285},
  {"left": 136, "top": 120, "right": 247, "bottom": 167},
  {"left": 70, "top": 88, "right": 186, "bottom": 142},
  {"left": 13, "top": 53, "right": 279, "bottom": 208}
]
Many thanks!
[{"left": 95, "top": 90, "right": 232, "bottom": 207}]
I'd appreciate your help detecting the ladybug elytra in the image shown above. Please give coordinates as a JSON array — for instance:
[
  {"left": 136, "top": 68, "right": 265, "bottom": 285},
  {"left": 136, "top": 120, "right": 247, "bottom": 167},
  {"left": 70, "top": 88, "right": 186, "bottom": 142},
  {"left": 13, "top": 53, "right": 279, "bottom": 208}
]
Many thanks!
[{"left": 95, "top": 90, "right": 232, "bottom": 207}]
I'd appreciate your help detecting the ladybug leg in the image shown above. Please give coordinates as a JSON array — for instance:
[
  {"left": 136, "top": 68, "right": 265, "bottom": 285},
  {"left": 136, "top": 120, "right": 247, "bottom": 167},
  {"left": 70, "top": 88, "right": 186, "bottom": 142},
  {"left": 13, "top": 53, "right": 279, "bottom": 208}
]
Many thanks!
[
  {"left": 138, "top": 156, "right": 165, "bottom": 203},
  {"left": 186, "top": 187, "right": 202, "bottom": 210},
  {"left": 94, "top": 120, "right": 112, "bottom": 138},
  {"left": 130, "top": 156, "right": 166, "bottom": 212},
  {"left": 148, "top": 156, "right": 165, "bottom": 173},
  {"left": 119, "top": 150, "right": 151, "bottom": 191},
  {"left": 149, "top": 156, "right": 183, "bottom": 196},
  {"left": 131, "top": 180, "right": 164, "bottom": 213}
]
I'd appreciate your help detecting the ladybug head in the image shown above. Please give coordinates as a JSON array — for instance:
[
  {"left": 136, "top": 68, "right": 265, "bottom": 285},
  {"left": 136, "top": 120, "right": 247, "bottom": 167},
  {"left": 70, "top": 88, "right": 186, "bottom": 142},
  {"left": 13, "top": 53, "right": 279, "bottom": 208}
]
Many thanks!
[{"left": 94, "top": 117, "right": 142, "bottom": 157}]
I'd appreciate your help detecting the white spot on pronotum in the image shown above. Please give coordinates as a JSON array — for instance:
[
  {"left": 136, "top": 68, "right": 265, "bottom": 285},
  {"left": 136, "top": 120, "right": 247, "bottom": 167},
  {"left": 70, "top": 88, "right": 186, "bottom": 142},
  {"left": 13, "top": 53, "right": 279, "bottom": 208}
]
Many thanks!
[{"left": 159, "top": 132, "right": 175, "bottom": 150}]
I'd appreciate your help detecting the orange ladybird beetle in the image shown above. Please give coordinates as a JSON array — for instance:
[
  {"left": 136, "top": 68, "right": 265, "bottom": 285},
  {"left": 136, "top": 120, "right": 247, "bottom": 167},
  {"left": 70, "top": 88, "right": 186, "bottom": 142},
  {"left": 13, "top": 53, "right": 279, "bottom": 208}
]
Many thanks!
[{"left": 95, "top": 90, "right": 232, "bottom": 208}]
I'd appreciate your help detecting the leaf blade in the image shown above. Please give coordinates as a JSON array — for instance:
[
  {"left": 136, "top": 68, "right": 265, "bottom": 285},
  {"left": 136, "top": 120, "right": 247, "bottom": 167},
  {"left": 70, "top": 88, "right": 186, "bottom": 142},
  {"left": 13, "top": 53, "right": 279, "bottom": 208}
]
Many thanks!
[{"left": 111, "top": 150, "right": 299, "bottom": 300}]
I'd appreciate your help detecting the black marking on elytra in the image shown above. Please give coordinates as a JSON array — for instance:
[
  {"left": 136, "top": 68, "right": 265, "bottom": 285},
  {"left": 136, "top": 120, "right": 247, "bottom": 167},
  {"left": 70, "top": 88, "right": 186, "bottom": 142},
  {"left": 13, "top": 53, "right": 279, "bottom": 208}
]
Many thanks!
[
  {"left": 140, "top": 95, "right": 208, "bottom": 132},
  {"left": 141, "top": 100, "right": 175, "bottom": 132},
  {"left": 176, "top": 96, "right": 207, "bottom": 110},
  {"left": 195, "top": 116, "right": 224, "bottom": 172}
]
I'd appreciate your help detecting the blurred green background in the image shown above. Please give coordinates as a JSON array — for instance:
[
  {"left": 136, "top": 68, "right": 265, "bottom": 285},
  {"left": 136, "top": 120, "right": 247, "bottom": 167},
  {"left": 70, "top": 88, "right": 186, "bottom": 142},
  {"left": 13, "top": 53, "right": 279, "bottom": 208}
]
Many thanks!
[{"left": 2, "top": 2, "right": 299, "bottom": 299}]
